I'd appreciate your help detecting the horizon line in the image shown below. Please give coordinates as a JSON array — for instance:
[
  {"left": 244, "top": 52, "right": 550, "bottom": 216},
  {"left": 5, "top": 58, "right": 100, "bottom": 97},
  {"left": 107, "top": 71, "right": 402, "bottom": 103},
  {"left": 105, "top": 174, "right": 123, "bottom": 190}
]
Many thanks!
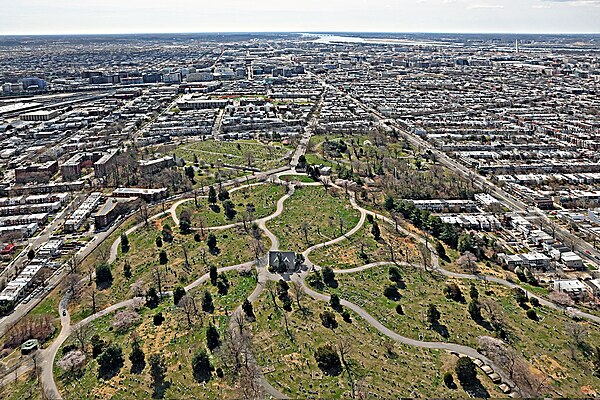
[{"left": 1, "top": 30, "right": 599, "bottom": 37}]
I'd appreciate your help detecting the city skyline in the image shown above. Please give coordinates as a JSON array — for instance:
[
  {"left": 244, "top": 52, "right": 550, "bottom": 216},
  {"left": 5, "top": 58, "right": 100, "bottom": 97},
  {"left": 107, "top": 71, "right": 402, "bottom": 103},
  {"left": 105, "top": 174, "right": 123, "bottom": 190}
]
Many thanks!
[{"left": 2, "top": 0, "right": 599, "bottom": 35}]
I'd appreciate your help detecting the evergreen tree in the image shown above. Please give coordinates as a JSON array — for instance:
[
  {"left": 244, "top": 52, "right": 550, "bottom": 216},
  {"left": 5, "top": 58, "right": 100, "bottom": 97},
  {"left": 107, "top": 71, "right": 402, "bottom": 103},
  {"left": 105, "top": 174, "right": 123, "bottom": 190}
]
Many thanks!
[
  {"left": 208, "top": 186, "right": 217, "bottom": 205},
  {"left": 206, "top": 324, "right": 220, "bottom": 351}
]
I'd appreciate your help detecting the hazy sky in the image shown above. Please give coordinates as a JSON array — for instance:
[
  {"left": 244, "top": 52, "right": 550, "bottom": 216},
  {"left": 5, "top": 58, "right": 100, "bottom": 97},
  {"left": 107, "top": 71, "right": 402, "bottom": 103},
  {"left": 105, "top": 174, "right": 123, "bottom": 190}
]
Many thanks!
[{"left": 2, "top": 0, "right": 599, "bottom": 35}]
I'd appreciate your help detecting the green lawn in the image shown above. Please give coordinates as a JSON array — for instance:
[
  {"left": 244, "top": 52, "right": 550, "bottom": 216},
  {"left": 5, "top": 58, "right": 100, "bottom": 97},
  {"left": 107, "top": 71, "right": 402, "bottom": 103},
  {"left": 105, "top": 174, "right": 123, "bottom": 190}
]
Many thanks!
[
  {"left": 317, "top": 265, "right": 600, "bottom": 396},
  {"left": 250, "top": 293, "right": 502, "bottom": 398},
  {"left": 309, "top": 220, "right": 419, "bottom": 269},
  {"left": 68, "top": 217, "right": 269, "bottom": 324},
  {"left": 178, "top": 183, "right": 286, "bottom": 228},
  {"left": 279, "top": 175, "right": 316, "bottom": 183},
  {"left": 267, "top": 186, "right": 361, "bottom": 253},
  {"left": 175, "top": 140, "right": 291, "bottom": 171}
]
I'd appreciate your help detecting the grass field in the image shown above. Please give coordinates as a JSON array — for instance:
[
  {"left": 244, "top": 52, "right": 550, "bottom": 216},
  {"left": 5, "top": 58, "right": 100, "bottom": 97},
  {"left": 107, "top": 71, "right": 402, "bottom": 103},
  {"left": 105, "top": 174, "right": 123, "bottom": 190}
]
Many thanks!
[
  {"left": 56, "top": 270, "right": 256, "bottom": 399},
  {"left": 178, "top": 183, "right": 286, "bottom": 228},
  {"left": 175, "top": 140, "right": 291, "bottom": 171},
  {"left": 267, "top": 186, "right": 361, "bottom": 253},
  {"left": 68, "top": 217, "right": 270, "bottom": 324},
  {"left": 309, "top": 220, "right": 419, "bottom": 269},
  {"left": 318, "top": 264, "right": 600, "bottom": 396},
  {"left": 249, "top": 293, "right": 502, "bottom": 398}
]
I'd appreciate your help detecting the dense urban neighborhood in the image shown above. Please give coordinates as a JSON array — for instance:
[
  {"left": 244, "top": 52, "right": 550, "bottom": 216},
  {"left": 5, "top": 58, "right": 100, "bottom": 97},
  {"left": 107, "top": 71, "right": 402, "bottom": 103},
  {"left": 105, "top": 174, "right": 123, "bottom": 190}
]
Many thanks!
[{"left": 0, "top": 32, "right": 599, "bottom": 399}]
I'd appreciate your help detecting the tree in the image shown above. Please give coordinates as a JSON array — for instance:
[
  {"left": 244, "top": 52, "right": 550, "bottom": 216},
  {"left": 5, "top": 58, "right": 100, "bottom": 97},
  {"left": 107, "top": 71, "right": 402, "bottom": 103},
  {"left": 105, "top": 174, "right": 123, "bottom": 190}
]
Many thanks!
[
  {"left": 223, "top": 199, "right": 236, "bottom": 220},
  {"left": 322, "top": 266, "right": 335, "bottom": 286},
  {"left": 512, "top": 287, "right": 528, "bottom": 306},
  {"left": 330, "top": 293, "right": 341, "bottom": 310},
  {"left": 216, "top": 274, "right": 230, "bottom": 295},
  {"left": 73, "top": 324, "right": 93, "bottom": 353},
  {"left": 120, "top": 233, "right": 130, "bottom": 253},
  {"left": 91, "top": 335, "right": 106, "bottom": 359},
  {"left": 468, "top": 300, "right": 482, "bottom": 321},
  {"left": 388, "top": 266, "right": 402, "bottom": 284},
  {"left": 153, "top": 312, "right": 165, "bottom": 326},
  {"left": 289, "top": 281, "right": 306, "bottom": 312},
  {"left": 123, "top": 261, "right": 132, "bottom": 279},
  {"left": 218, "top": 188, "right": 230, "bottom": 201},
  {"left": 383, "top": 196, "right": 395, "bottom": 211},
  {"left": 208, "top": 186, "right": 217, "bottom": 205},
  {"left": 146, "top": 287, "right": 160, "bottom": 309},
  {"left": 207, "top": 233, "right": 218, "bottom": 252},
  {"left": 158, "top": 250, "right": 168, "bottom": 265},
  {"left": 209, "top": 265, "right": 218, "bottom": 285},
  {"left": 206, "top": 324, "right": 221, "bottom": 352},
  {"left": 111, "top": 309, "right": 141, "bottom": 332},
  {"left": 173, "top": 286, "right": 186, "bottom": 306},
  {"left": 202, "top": 290, "right": 214, "bottom": 313},
  {"left": 97, "top": 344, "right": 124, "bottom": 380},
  {"left": 435, "top": 241, "right": 446, "bottom": 259},
  {"left": 320, "top": 311, "right": 338, "bottom": 329},
  {"left": 178, "top": 295, "right": 198, "bottom": 327},
  {"left": 184, "top": 165, "right": 195, "bottom": 182},
  {"left": 372, "top": 221, "right": 381, "bottom": 240},
  {"left": 469, "top": 283, "right": 479, "bottom": 300},
  {"left": 58, "top": 350, "right": 86, "bottom": 373},
  {"left": 455, "top": 357, "right": 477, "bottom": 386},
  {"left": 426, "top": 303, "right": 440, "bottom": 326},
  {"left": 457, "top": 251, "right": 478, "bottom": 274},
  {"left": 444, "top": 282, "right": 464, "bottom": 302},
  {"left": 526, "top": 309, "right": 538, "bottom": 320},
  {"left": 593, "top": 346, "right": 600, "bottom": 377},
  {"left": 383, "top": 285, "right": 400, "bottom": 301},
  {"left": 478, "top": 336, "right": 547, "bottom": 397},
  {"left": 149, "top": 353, "right": 167, "bottom": 398},
  {"left": 155, "top": 236, "right": 163, "bottom": 248},
  {"left": 443, "top": 372, "right": 455, "bottom": 389},
  {"left": 95, "top": 263, "right": 113, "bottom": 288},
  {"left": 242, "top": 298, "right": 254, "bottom": 319},
  {"left": 180, "top": 219, "right": 191, "bottom": 235},
  {"left": 314, "top": 344, "right": 342, "bottom": 376},
  {"left": 192, "top": 350, "right": 212, "bottom": 382},
  {"left": 27, "top": 249, "right": 35, "bottom": 260},
  {"left": 129, "top": 340, "right": 146, "bottom": 374}
]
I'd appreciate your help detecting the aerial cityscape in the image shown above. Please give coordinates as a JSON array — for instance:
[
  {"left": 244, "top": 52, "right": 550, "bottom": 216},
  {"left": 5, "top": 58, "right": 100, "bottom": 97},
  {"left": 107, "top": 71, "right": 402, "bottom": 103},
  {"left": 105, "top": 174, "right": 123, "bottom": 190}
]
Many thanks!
[{"left": 0, "top": 4, "right": 600, "bottom": 399}]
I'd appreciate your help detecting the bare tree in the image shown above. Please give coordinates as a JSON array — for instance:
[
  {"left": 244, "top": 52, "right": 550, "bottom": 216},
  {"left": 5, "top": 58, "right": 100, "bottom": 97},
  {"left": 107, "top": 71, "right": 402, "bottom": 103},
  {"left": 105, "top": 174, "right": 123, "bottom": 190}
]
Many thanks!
[
  {"left": 73, "top": 324, "right": 93, "bottom": 353},
  {"left": 139, "top": 201, "right": 150, "bottom": 226},
  {"left": 178, "top": 295, "right": 198, "bottom": 327},
  {"left": 478, "top": 336, "right": 548, "bottom": 397},
  {"left": 457, "top": 251, "right": 478, "bottom": 274},
  {"left": 289, "top": 280, "right": 307, "bottom": 313}
]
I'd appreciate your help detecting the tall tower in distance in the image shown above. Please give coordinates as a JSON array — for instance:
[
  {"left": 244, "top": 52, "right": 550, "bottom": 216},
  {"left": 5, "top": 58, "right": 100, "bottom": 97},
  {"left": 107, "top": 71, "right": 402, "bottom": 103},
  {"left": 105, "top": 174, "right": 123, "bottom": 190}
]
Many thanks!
[{"left": 515, "top": 39, "right": 520, "bottom": 53}]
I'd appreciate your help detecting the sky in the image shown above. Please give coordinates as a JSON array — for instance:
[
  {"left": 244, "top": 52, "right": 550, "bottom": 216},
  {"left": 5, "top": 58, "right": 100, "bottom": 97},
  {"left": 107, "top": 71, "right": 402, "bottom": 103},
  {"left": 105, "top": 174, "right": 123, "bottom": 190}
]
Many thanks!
[{"left": 1, "top": 0, "right": 599, "bottom": 35}]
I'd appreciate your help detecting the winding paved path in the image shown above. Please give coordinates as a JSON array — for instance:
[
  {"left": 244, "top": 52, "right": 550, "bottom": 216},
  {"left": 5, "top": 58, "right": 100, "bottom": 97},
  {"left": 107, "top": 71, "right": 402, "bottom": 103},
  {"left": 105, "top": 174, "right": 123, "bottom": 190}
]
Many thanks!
[{"left": 37, "top": 176, "right": 600, "bottom": 399}]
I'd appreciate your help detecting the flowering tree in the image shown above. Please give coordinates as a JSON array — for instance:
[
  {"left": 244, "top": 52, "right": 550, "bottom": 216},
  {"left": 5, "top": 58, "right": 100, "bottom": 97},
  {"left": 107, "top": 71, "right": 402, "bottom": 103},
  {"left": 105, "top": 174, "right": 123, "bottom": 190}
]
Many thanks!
[
  {"left": 58, "top": 350, "right": 86, "bottom": 373},
  {"left": 111, "top": 309, "right": 141, "bottom": 332}
]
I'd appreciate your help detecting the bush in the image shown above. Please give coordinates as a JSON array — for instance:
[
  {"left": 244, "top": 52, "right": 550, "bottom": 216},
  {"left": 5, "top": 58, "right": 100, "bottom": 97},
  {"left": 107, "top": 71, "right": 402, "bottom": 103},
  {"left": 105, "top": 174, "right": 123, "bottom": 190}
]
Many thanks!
[
  {"left": 530, "top": 297, "right": 540, "bottom": 307},
  {"left": 383, "top": 285, "right": 400, "bottom": 301},
  {"left": 526, "top": 309, "right": 538, "bottom": 320},
  {"left": 443, "top": 372, "right": 455, "bottom": 388},
  {"left": 395, "top": 304, "right": 404, "bottom": 315},
  {"left": 153, "top": 312, "right": 164, "bottom": 326},
  {"left": 320, "top": 311, "right": 337, "bottom": 329},
  {"left": 444, "top": 283, "right": 464, "bottom": 302},
  {"left": 314, "top": 345, "right": 342, "bottom": 376}
]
